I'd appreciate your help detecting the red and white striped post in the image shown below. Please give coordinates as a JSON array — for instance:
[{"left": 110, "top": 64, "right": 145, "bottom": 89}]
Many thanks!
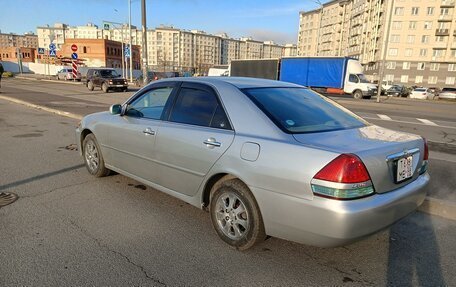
[{"left": 71, "top": 44, "right": 78, "bottom": 81}]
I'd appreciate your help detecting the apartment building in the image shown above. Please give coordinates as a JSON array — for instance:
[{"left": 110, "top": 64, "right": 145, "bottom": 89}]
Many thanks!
[
  {"left": 37, "top": 23, "right": 296, "bottom": 74},
  {"left": 0, "top": 32, "right": 38, "bottom": 48},
  {"left": 298, "top": 0, "right": 456, "bottom": 87}
]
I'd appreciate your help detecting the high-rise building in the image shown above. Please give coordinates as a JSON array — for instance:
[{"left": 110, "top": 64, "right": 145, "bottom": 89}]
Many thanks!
[
  {"left": 298, "top": 0, "right": 456, "bottom": 87},
  {"left": 37, "top": 23, "right": 297, "bottom": 74},
  {"left": 0, "top": 32, "right": 38, "bottom": 48}
]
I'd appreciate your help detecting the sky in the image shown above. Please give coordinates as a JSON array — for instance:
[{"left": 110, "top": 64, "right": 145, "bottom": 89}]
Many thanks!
[{"left": 0, "top": 0, "right": 323, "bottom": 45}]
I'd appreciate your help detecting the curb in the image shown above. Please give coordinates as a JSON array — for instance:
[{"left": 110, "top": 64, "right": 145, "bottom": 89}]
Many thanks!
[
  {"left": 0, "top": 95, "right": 83, "bottom": 120},
  {"left": 418, "top": 196, "right": 456, "bottom": 221},
  {"left": 15, "top": 76, "right": 83, "bottom": 85},
  {"left": 428, "top": 141, "right": 456, "bottom": 155}
]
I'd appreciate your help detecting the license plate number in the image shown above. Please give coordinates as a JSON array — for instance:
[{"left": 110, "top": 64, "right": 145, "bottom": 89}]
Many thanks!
[{"left": 396, "top": 156, "right": 413, "bottom": 182}]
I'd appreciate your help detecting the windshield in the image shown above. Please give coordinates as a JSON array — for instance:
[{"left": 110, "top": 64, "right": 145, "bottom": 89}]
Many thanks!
[
  {"left": 242, "top": 87, "right": 367, "bottom": 134},
  {"left": 414, "top": 88, "right": 426, "bottom": 92},
  {"left": 100, "top": 70, "right": 120, "bottom": 77},
  {"left": 357, "top": 74, "right": 370, "bottom": 83}
]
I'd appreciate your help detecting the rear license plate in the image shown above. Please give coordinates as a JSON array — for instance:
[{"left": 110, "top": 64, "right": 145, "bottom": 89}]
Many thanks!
[
  {"left": 396, "top": 156, "right": 413, "bottom": 182},
  {"left": 115, "top": 85, "right": 124, "bottom": 87}
]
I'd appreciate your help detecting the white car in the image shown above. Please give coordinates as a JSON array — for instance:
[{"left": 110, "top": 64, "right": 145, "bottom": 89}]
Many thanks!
[
  {"left": 410, "top": 88, "right": 434, "bottom": 100},
  {"left": 56, "top": 68, "right": 81, "bottom": 81},
  {"left": 439, "top": 88, "right": 456, "bottom": 100}
]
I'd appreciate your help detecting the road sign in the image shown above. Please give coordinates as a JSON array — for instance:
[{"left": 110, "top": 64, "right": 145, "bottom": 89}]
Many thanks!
[
  {"left": 49, "top": 49, "right": 57, "bottom": 57},
  {"left": 71, "top": 53, "right": 78, "bottom": 60},
  {"left": 103, "top": 23, "right": 110, "bottom": 30},
  {"left": 124, "top": 46, "right": 130, "bottom": 58},
  {"left": 49, "top": 43, "right": 56, "bottom": 50},
  {"left": 71, "top": 44, "right": 78, "bottom": 52},
  {"left": 38, "top": 48, "right": 45, "bottom": 54}
]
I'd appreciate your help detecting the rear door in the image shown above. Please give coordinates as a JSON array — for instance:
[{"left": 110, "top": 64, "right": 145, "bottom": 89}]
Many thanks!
[{"left": 153, "top": 82, "right": 235, "bottom": 196}]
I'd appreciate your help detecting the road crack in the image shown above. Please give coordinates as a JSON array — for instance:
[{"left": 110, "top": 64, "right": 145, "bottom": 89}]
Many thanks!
[
  {"left": 20, "top": 180, "right": 95, "bottom": 199},
  {"left": 66, "top": 218, "right": 167, "bottom": 286}
]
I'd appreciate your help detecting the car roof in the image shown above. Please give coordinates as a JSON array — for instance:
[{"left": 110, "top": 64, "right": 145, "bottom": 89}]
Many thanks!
[{"left": 159, "top": 76, "right": 304, "bottom": 89}]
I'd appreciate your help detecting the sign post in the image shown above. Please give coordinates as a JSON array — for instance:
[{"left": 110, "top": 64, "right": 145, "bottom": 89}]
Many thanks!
[{"left": 71, "top": 44, "right": 78, "bottom": 81}]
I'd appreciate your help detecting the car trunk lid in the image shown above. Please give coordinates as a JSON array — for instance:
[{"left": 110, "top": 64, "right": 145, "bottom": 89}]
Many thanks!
[{"left": 293, "top": 125, "right": 425, "bottom": 193}]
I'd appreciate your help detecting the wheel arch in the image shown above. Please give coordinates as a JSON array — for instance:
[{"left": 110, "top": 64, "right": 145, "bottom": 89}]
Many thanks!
[
  {"left": 202, "top": 173, "right": 249, "bottom": 211},
  {"left": 80, "top": 128, "right": 93, "bottom": 151}
]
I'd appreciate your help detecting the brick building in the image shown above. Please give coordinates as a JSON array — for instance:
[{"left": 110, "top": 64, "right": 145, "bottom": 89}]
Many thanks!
[
  {"left": 0, "top": 47, "right": 36, "bottom": 63},
  {"left": 58, "top": 39, "right": 141, "bottom": 69}
]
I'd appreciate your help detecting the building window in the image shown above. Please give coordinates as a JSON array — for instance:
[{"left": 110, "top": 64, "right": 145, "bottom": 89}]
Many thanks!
[
  {"left": 395, "top": 7, "right": 404, "bottom": 15},
  {"left": 390, "top": 35, "right": 400, "bottom": 43},
  {"left": 415, "top": 75, "right": 423, "bottom": 84},
  {"left": 388, "top": 48, "right": 398, "bottom": 56},
  {"left": 403, "top": 62, "right": 410, "bottom": 70},
  {"left": 411, "top": 7, "right": 419, "bottom": 15},
  {"left": 440, "top": 8, "right": 449, "bottom": 15},
  {"left": 428, "top": 76, "right": 438, "bottom": 84},
  {"left": 435, "top": 36, "right": 446, "bottom": 42},
  {"left": 445, "top": 77, "right": 455, "bottom": 85},
  {"left": 433, "top": 49, "right": 445, "bottom": 57},
  {"left": 400, "top": 75, "right": 409, "bottom": 83},
  {"left": 421, "top": 35, "right": 430, "bottom": 43},
  {"left": 386, "top": 62, "right": 397, "bottom": 69},
  {"left": 430, "top": 63, "right": 440, "bottom": 71},
  {"left": 385, "top": 74, "right": 394, "bottom": 82},
  {"left": 83, "top": 46, "right": 87, "bottom": 53},
  {"left": 409, "top": 21, "right": 416, "bottom": 30},
  {"left": 448, "top": 64, "right": 456, "bottom": 71},
  {"left": 392, "top": 21, "right": 402, "bottom": 30},
  {"left": 420, "top": 49, "right": 427, "bottom": 56},
  {"left": 424, "top": 22, "right": 432, "bottom": 30},
  {"left": 427, "top": 7, "right": 434, "bottom": 15},
  {"left": 405, "top": 49, "right": 413, "bottom": 57},
  {"left": 406, "top": 35, "right": 415, "bottom": 43},
  {"left": 417, "top": 63, "right": 426, "bottom": 70}
]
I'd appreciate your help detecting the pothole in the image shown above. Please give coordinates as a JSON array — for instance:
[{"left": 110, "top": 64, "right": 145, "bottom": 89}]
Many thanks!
[{"left": 0, "top": 192, "right": 18, "bottom": 207}]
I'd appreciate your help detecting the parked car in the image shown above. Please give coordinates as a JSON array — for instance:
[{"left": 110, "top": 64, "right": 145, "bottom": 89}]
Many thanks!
[
  {"left": 56, "top": 68, "right": 81, "bottom": 81},
  {"left": 134, "top": 71, "right": 168, "bottom": 87},
  {"left": 76, "top": 77, "right": 429, "bottom": 249},
  {"left": 386, "top": 85, "right": 409, "bottom": 97},
  {"left": 438, "top": 87, "right": 456, "bottom": 100},
  {"left": 410, "top": 87, "right": 434, "bottom": 100},
  {"left": 86, "top": 68, "right": 128, "bottom": 93}
]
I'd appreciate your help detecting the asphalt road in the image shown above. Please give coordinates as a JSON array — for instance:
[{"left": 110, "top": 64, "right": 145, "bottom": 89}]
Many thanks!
[{"left": 0, "top": 97, "right": 455, "bottom": 286}]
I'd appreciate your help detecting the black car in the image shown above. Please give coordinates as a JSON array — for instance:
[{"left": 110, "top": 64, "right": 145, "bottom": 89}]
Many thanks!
[
  {"left": 86, "top": 68, "right": 128, "bottom": 93},
  {"left": 386, "top": 85, "right": 409, "bottom": 97}
]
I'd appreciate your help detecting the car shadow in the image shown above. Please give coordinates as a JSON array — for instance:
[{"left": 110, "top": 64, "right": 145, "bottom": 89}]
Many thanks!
[{"left": 386, "top": 212, "right": 446, "bottom": 286}]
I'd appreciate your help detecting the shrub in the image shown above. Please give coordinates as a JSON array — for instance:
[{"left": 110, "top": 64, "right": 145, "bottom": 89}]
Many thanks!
[{"left": 2, "top": 71, "right": 14, "bottom": 77}]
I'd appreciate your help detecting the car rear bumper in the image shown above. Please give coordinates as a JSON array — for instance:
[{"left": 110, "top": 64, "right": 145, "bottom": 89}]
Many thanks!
[{"left": 251, "top": 172, "right": 429, "bottom": 247}]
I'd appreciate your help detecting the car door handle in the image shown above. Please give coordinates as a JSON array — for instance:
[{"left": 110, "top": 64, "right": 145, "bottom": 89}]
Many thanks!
[
  {"left": 204, "top": 138, "right": 221, "bottom": 148},
  {"left": 143, "top": 128, "right": 155, "bottom": 136}
]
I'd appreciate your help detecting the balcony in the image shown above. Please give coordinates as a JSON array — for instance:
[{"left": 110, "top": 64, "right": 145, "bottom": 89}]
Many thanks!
[
  {"left": 433, "top": 42, "right": 448, "bottom": 49},
  {"left": 440, "top": 0, "right": 455, "bottom": 7},
  {"left": 438, "top": 14, "right": 453, "bottom": 21},
  {"left": 436, "top": 28, "right": 450, "bottom": 36}
]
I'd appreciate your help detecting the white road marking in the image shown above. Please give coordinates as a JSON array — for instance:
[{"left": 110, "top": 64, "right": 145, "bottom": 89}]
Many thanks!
[
  {"left": 417, "top": 118, "right": 438, "bottom": 126},
  {"left": 377, "top": 114, "right": 392, "bottom": 120}
]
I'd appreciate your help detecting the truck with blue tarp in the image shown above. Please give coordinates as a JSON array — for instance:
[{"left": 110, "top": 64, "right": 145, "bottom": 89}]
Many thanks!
[{"left": 229, "top": 57, "right": 377, "bottom": 99}]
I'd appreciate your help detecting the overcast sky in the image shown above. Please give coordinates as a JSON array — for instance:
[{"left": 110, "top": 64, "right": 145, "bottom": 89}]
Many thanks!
[{"left": 1, "top": 0, "right": 324, "bottom": 44}]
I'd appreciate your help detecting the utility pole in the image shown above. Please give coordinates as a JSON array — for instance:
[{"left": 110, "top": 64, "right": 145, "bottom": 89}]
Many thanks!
[
  {"left": 376, "top": 0, "right": 394, "bottom": 103},
  {"left": 141, "top": 0, "right": 148, "bottom": 85},
  {"left": 129, "top": 0, "right": 133, "bottom": 82}
]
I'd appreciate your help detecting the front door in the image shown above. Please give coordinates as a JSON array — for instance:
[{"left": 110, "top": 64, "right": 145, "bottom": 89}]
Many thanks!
[
  {"left": 105, "top": 83, "right": 178, "bottom": 182},
  {"left": 154, "top": 82, "right": 235, "bottom": 196}
]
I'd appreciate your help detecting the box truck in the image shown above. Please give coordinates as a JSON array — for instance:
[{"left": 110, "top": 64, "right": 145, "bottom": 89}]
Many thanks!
[{"left": 229, "top": 57, "right": 377, "bottom": 99}]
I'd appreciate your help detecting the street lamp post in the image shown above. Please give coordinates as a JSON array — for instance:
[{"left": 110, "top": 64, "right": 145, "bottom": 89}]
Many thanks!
[
  {"left": 128, "top": 0, "right": 133, "bottom": 82},
  {"left": 141, "top": 0, "right": 149, "bottom": 85}
]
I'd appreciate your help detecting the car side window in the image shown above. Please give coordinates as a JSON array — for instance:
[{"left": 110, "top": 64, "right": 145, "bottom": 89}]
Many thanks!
[
  {"left": 126, "top": 87, "right": 174, "bottom": 119},
  {"left": 169, "top": 87, "right": 229, "bottom": 129},
  {"left": 348, "top": 74, "right": 359, "bottom": 83}
]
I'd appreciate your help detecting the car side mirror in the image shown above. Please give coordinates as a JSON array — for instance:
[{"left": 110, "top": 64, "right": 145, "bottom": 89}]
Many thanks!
[{"left": 110, "top": 104, "right": 122, "bottom": 115}]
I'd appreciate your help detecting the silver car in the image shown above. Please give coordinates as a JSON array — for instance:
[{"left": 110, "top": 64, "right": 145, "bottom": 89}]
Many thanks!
[
  {"left": 57, "top": 68, "right": 81, "bottom": 81},
  {"left": 76, "top": 77, "right": 429, "bottom": 249},
  {"left": 439, "top": 87, "right": 456, "bottom": 100}
]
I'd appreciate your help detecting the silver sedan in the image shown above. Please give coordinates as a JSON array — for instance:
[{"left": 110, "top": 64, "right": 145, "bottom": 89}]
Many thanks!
[{"left": 76, "top": 77, "right": 429, "bottom": 250}]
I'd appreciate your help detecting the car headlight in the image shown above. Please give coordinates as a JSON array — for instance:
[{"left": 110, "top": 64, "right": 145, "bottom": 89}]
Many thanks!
[{"left": 109, "top": 80, "right": 113, "bottom": 84}]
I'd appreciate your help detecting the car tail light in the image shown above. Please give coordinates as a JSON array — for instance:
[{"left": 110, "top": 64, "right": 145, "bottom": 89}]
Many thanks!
[
  {"left": 420, "top": 138, "right": 429, "bottom": 174},
  {"left": 311, "top": 154, "right": 374, "bottom": 200},
  {"left": 422, "top": 93, "right": 426, "bottom": 95}
]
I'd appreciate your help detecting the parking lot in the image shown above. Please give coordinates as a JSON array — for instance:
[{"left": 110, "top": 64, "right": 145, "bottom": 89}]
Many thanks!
[{"left": 0, "top": 77, "right": 455, "bottom": 286}]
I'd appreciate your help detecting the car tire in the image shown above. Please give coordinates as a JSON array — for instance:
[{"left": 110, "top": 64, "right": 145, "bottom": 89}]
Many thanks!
[
  {"left": 353, "top": 90, "right": 363, "bottom": 100},
  {"left": 87, "top": 81, "right": 94, "bottom": 91},
  {"left": 210, "top": 178, "right": 266, "bottom": 250},
  {"left": 102, "top": 82, "right": 109, "bottom": 93},
  {"left": 82, "top": 134, "right": 110, "bottom": 177}
]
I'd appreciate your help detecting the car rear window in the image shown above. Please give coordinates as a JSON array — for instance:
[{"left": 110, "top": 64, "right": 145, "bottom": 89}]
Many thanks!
[
  {"left": 242, "top": 87, "right": 367, "bottom": 134},
  {"left": 442, "top": 88, "right": 456, "bottom": 92}
]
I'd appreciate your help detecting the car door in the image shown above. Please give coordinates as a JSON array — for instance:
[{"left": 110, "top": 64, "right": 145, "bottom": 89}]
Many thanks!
[
  {"left": 104, "top": 82, "right": 179, "bottom": 183},
  {"left": 153, "top": 82, "right": 235, "bottom": 196}
]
